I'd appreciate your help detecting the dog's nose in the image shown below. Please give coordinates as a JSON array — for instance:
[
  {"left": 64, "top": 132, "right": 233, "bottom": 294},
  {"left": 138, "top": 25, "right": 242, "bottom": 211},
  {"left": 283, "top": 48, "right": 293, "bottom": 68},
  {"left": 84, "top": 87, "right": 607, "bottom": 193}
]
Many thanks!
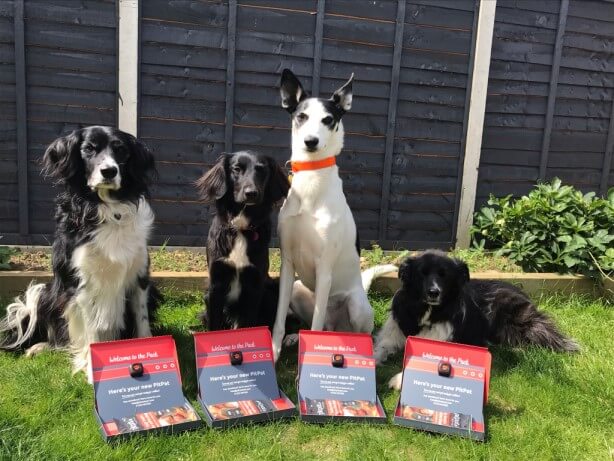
[
  {"left": 244, "top": 189, "right": 258, "bottom": 200},
  {"left": 101, "top": 166, "right": 118, "bottom": 179},
  {"left": 427, "top": 287, "right": 440, "bottom": 298},
  {"left": 304, "top": 137, "right": 319, "bottom": 150}
]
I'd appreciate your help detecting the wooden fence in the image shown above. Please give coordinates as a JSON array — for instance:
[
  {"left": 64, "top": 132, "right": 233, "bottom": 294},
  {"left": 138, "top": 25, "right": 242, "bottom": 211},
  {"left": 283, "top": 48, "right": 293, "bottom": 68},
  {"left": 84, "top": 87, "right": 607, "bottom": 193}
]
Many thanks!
[{"left": 0, "top": 0, "right": 613, "bottom": 249}]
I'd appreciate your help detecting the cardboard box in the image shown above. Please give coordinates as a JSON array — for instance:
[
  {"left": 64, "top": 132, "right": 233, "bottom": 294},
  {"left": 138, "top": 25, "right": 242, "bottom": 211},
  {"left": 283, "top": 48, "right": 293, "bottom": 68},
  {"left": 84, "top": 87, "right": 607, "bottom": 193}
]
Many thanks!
[
  {"left": 297, "top": 330, "right": 386, "bottom": 424},
  {"left": 194, "top": 327, "right": 296, "bottom": 428},
  {"left": 90, "top": 336, "right": 201, "bottom": 441},
  {"left": 393, "top": 337, "right": 491, "bottom": 441}
]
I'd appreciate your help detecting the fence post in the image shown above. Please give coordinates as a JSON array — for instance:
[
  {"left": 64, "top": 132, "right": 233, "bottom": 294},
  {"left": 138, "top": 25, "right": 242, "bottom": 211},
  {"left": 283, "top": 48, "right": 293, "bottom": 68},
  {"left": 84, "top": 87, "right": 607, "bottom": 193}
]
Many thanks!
[
  {"left": 224, "top": 0, "right": 237, "bottom": 153},
  {"left": 601, "top": 99, "right": 614, "bottom": 196},
  {"left": 377, "top": 0, "right": 406, "bottom": 241},
  {"left": 455, "top": 0, "right": 497, "bottom": 249},
  {"left": 14, "top": 0, "right": 28, "bottom": 236},
  {"left": 311, "top": 0, "right": 325, "bottom": 96},
  {"left": 117, "top": 0, "right": 140, "bottom": 136},
  {"left": 538, "top": 0, "right": 569, "bottom": 180}
]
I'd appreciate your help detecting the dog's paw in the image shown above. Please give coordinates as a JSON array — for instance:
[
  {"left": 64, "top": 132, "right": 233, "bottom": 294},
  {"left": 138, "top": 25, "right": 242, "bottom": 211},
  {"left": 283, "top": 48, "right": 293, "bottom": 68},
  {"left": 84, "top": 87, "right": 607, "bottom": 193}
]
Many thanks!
[
  {"left": 373, "top": 346, "right": 386, "bottom": 365},
  {"left": 25, "top": 342, "right": 50, "bottom": 357},
  {"left": 272, "top": 344, "right": 281, "bottom": 363},
  {"left": 272, "top": 329, "right": 285, "bottom": 363},
  {"left": 283, "top": 333, "right": 299, "bottom": 347},
  {"left": 388, "top": 372, "right": 402, "bottom": 391}
]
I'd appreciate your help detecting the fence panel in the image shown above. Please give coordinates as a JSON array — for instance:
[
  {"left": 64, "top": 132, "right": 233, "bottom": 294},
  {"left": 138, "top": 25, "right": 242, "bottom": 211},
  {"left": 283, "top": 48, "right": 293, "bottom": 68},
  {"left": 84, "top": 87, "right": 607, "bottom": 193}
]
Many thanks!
[
  {"left": 2, "top": 0, "right": 613, "bottom": 248},
  {"left": 478, "top": 0, "right": 614, "bottom": 208},
  {"left": 1, "top": 0, "right": 117, "bottom": 244},
  {"left": 0, "top": 1, "right": 17, "bottom": 235}
]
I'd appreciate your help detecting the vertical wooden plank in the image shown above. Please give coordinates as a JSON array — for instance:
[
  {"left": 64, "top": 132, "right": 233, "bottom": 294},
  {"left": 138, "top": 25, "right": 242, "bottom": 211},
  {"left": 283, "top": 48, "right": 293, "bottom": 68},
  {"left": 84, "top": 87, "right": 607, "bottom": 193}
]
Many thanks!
[
  {"left": 225, "top": 0, "right": 237, "bottom": 153},
  {"left": 14, "top": 0, "right": 28, "bottom": 235},
  {"left": 600, "top": 98, "right": 614, "bottom": 195},
  {"left": 377, "top": 0, "right": 406, "bottom": 241},
  {"left": 538, "top": 0, "right": 569, "bottom": 180},
  {"left": 311, "top": 0, "right": 325, "bottom": 96},
  {"left": 455, "top": 0, "right": 497, "bottom": 249},
  {"left": 452, "top": 0, "right": 480, "bottom": 247},
  {"left": 118, "top": 0, "right": 140, "bottom": 136}
]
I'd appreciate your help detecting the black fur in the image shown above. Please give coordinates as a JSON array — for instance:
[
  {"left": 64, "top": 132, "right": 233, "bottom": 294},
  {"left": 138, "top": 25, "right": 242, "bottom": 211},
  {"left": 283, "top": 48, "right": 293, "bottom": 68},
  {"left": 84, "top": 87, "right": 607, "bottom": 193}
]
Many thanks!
[
  {"left": 0, "top": 126, "right": 160, "bottom": 352},
  {"left": 196, "top": 151, "right": 290, "bottom": 331},
  {"left": 390, "top": 250, "right": 579, "bottom": 351}
]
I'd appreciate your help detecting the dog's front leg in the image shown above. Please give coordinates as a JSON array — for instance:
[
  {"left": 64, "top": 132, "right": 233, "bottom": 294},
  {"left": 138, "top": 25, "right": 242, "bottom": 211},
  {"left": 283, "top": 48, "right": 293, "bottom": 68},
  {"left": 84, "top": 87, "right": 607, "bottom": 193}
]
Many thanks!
[
  {"left": 311, "top": 268, "right": 332, "bottom": 331},
  {"left": 272, "top": 256, "right": 295, "bottom": 362},
  {"left": 131, "top": 283, "right": 152, "bottom": 338}
]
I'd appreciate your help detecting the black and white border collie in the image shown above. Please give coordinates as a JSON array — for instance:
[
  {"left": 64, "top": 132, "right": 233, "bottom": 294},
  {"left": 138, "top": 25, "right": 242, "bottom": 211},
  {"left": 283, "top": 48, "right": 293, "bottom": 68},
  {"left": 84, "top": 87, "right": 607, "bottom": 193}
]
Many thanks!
[
  {"left": 0, "top": 126, "right": 159, "bottom": 380},
  {"left": 196, "top": 151, "right": 290, "bottom": 331},
  {"left": 374, "top": 250, "right": 579, "bottom": 389}
]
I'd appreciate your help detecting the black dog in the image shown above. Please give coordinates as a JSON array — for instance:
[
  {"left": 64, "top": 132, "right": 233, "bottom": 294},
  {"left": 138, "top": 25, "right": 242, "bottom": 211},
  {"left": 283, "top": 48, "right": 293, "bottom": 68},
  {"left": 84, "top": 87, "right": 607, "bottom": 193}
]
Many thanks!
[
  {"left": 375, "top": 250, "right": 579, "bottom": 389},
  {"left": 196, "top": 151, "right": 290, "bottom": 331},
  {"left": 0, "top": 126, "right": 160, "bottom": 379}
]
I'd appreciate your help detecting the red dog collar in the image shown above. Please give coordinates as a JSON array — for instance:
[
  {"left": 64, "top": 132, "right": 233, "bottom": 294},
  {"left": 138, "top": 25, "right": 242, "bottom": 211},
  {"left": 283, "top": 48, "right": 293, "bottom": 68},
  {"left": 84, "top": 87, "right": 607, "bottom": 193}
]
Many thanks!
[{"left": 290, "top": 156, "right": 336, "bottom": 173}]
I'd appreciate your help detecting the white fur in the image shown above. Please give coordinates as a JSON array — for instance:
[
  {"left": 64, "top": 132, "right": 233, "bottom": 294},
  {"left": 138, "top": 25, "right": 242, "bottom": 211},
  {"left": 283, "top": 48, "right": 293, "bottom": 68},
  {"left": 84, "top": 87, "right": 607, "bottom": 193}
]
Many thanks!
[
  {"left": 273, "top": 86, "right": 380, "bottom": 361},
  {"left": 388, "top": 372, "right": 403, "bottom": 391},
  {"left": 376, "top": 311, "right": 454, "bottom": 390},
  {"left": 385, "top": 322, "right": 454, "bottom": 391},
  {"left": 224, "top": 213, "right": 251, "bottom": 305},
  {"left": 87, "top": 153, "right": 121, "bottom": 191},
  {"left": 374, "top": 314, "right": 407, "bottom": 365},
  {"left": 292, "top": 100, "right": 344, "bottom": 161},
  {"left": 419, "top": 322, "right": 453, "bottom": 342},
  {"left": 65, "top": 196, "right": 154, "bottom": 376},
  {"left": 0, "top": 283, "right": 45, "bottom": 349}
]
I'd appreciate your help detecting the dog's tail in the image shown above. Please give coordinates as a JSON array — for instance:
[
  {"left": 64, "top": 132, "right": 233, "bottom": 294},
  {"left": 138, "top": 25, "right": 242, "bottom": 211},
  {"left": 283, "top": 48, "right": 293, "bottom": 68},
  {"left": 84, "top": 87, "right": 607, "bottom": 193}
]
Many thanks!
[
  {"left": 0, "top": 283, "right": 46, "bottom": 350},
  {"left": 362, "top": 264, "right": 398, "bottom": 293},
  {"left": 495, "top": 305, "right": 580, "bottom": 353}
]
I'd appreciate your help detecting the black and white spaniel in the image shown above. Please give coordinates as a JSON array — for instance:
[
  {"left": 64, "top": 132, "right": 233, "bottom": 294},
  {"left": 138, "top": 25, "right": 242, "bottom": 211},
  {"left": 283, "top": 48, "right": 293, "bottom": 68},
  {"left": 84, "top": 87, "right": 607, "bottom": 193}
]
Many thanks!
[
  {"left": 0, "top": 126, "right": 160, "bottom": 380},
  {"left": 196, "top": 151, "right": 290, "bottom": 331}
]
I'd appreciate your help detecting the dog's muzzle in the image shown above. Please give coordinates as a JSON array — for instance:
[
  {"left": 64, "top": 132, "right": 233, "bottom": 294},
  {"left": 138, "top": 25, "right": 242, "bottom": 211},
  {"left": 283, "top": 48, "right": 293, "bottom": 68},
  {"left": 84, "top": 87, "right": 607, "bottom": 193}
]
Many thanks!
[
  {"left": 89, "top": 164, "right": 121, "bottom": 191},
  {"left": 425, "top": 287, "right": 441, "bottom": 306}
]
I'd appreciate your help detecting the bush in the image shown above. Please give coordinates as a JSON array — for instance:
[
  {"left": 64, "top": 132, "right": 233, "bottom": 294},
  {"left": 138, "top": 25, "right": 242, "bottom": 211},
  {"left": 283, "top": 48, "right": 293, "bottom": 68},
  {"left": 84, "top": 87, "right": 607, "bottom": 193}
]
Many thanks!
[
  {"left": 471, "top": 179, "right": 614, "bottom": 278},
  {"left": 0, "top": 245, "right": 14, "bottom": 270}
]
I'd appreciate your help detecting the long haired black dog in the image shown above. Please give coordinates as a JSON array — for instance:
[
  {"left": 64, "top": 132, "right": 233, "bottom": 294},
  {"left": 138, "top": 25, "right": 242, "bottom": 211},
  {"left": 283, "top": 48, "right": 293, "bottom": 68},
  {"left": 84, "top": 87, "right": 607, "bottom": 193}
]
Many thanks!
[
  {"left": 0, "top": 126, "right": 159, "bottom": 379},
  {"left": 196, "top": 151, "right": 290, "bottom": 331},
  {"left": 375, "top": 250, "right": 579, "bottom": 389}
]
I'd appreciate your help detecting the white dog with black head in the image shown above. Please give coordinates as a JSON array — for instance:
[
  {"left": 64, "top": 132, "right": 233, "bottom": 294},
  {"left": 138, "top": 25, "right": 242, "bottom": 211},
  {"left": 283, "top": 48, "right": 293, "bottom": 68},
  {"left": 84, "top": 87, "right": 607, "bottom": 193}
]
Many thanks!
[{"left": 271, "top": 69, "right": 396, "bottom": 360}]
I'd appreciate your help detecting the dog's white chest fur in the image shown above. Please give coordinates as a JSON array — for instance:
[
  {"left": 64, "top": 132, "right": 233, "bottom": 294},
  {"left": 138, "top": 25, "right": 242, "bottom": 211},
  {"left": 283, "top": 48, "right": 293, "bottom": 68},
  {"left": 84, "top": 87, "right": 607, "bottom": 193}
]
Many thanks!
[
  {"left": 279, "top": 168, "right": 360, "bottom": 293},
  {"left": 68, "top": 198, "right": 153, "bottom": 332},
  {"left": 418, "top": 321, "right": 453, "bottom": 342},
  {"left": 225, "top": 213, "right": 252, "bottom": 302}
]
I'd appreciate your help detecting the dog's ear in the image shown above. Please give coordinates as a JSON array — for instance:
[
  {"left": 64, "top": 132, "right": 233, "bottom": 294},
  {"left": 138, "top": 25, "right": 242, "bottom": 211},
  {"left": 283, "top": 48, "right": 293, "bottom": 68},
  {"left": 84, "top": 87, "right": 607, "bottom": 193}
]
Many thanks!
[
  {"left": 266, "top": 156, "right": 290, "bottom": 204},
  {"left": 398, "top": 257, "right": 414, "bottom": 283},
  {"left": 42, "top": 130, "right": 82, "bottom": 182},
  {"left": 126, "top": 135, "right": 157, "bottom": 188},
  {"left": 195, "top": 155, "right": 228, "bottom": 203},
  {"left": 280, "top": 69, "right": 308, "bottom": 113},
  {"left": 331, "top": 73, "right": 354, "bottom": 112},
  {"left": 454, "top": 259, "right": 470, "bottom": 284}
]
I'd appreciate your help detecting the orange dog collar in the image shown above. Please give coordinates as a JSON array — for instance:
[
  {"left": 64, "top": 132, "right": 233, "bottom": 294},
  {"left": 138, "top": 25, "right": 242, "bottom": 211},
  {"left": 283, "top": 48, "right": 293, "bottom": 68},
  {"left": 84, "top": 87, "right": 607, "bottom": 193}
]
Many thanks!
[{"left": 290, "top": 156, "right": 336, "bottom": 173}]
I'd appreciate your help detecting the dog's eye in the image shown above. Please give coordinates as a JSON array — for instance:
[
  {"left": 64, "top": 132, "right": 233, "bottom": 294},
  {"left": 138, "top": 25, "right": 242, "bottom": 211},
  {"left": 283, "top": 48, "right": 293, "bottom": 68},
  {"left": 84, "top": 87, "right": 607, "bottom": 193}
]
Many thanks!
[
  {"left": 254, "top": 164, "right": 266, "bottom": 172},
  {"left": 438, "top": 270, "right": 446, "bottom": 277},
  {"left": 322, "top": 116, "right": 333, "bottom": 125},
  {"left": 232, "top": 165, "right": 242, "bottom": 174},
  {"left": 81, "top": 144, "right": 95, "bottom": 155},
  {"left": 296, "top": 113, "right": 308, "bottom": 122}
]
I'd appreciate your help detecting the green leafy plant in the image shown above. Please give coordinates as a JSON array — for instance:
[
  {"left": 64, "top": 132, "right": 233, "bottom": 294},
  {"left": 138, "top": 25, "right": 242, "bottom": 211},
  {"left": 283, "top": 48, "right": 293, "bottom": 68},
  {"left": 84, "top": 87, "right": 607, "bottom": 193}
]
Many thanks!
[
  {"left": 471, "top": 179, "right": 614, "bottom": 278},
  {"left": 0, "top": 242, "right": 15, "bottom": 270}
]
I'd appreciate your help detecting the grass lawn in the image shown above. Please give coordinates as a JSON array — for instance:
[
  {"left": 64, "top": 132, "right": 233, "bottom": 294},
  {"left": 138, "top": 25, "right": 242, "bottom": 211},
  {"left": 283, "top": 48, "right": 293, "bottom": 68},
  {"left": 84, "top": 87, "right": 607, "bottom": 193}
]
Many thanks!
[{"left": 0, "top": 290, "right": 612, "bottom": 461}]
